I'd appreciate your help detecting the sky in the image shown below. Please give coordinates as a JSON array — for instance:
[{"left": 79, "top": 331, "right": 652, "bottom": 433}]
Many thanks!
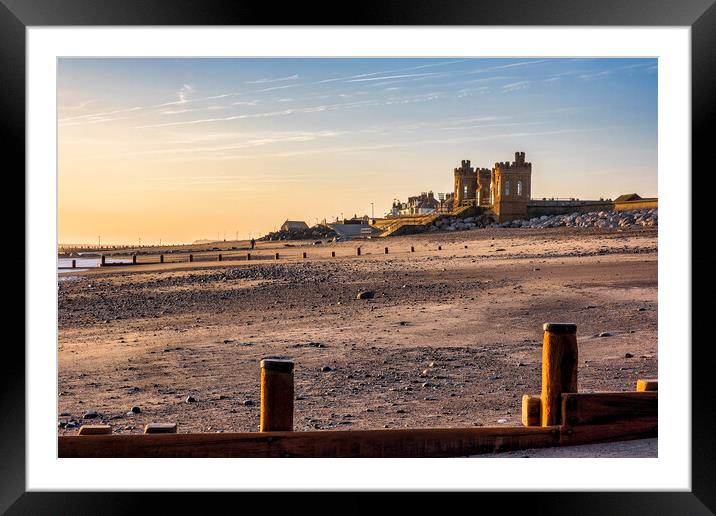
[{"left": 58, "top": 57, "right": 657, "bottom": 245}]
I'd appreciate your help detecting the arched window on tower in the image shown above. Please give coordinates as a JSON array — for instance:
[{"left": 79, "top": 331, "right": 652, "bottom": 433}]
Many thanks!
[
  {"left": 504, "top": 181, "right": 510, "bottom": 196},
  {"left": 517, "top": 180, "right": 523, "bottom": 196}
]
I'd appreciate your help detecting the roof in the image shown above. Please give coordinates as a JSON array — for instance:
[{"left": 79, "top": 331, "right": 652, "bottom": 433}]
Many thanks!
[
  {"left": 614, "top": 193, "right": 642, "bottom": 202},
  {"left": 281, "top": 220, "right": 309, "bottom": 229}
]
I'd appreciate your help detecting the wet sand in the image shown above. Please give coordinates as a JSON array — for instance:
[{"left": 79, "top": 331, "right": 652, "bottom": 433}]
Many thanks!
[{"left": 58, "top": 226, "right": 657, "bottom": 445}]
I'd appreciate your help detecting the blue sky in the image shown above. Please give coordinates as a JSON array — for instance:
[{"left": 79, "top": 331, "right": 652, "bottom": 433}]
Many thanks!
[{"left": 58, "top": 58, "right": 657, "bottom": 244}]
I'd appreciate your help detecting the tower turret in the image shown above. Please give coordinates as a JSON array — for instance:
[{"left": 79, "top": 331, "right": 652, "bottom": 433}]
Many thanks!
[
  {"left": 453, "top": 159, "right": 477, "bottom": 208},
  {"left": 491, "top": 151, "right": 532, "bottom": 222}
]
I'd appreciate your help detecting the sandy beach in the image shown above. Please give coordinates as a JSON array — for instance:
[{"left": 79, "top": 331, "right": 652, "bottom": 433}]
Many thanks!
[{"left": 57, "top": 226, "right": 657, "bottom": 437}]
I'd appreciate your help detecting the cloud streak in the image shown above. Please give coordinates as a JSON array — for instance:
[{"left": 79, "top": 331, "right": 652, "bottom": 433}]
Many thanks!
[{"left": 245, "top": 74, "right": 299, "bottom": 84}]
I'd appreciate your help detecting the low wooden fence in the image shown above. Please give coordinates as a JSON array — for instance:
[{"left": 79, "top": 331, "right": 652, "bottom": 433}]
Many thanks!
[
  {"left": 58, "top": 323, "right": 657, "bottom": 458},
  {"left": 62, "top": 244, "right": 463, "bottom": 269}
]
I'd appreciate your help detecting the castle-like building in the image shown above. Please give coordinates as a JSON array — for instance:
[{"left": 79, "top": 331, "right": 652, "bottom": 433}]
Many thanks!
[{"left": 454, "top": 151, "right": 532, "bottom": 222}]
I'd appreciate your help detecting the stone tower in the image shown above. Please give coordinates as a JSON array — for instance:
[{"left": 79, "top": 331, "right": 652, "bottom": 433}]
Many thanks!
[
  {"left": 453, "top": 159, "right": 477, "bottom": 208},
  {"left": 476, "top": 168, "right": 492, "bottom": 206},
  {"left": 491, "top": 151, "right": 532, "bottom": 222}
]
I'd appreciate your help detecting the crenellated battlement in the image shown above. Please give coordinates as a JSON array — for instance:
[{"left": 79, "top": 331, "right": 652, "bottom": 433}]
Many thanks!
[
  {"left": 454, "top": 159, "right": 475, "bottom": 176},
  {"left": 495, "top": 154, "right": 531, "bottom": 170}
]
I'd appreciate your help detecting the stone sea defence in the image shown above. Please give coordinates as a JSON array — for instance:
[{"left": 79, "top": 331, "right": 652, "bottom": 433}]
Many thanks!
[{"left": 428, "top": 208, "right": 657, "bottom": 232}]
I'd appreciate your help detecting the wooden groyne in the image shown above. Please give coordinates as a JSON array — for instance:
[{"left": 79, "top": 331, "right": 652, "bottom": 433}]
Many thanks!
[{"left": 58, "top": 323, "right": 657, "bottom": 458}]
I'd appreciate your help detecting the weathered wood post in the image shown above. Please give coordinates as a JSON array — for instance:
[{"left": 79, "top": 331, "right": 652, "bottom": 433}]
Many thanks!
[
  {"left": 275, "top": 252, "right": 280, "bottom": 260},
  {"left": 132, "top": 255, "right": 137, "bottom": 265},
  {"left": 636, "top": 378, "right": 658, "bottom": 392},
  {"left": 144, "top": 423, "right": 177, "bottom": 434},
  {"left": 302, "top": 252, "right": 307, "bottom": 259},
  {"left": 540, "top": 322, "right": 578, "bottom": 426},
  {"left": 160, "top": 254, "right": 164, "bottom": 263},
  {"left": 218, "top": 254, "right": 222, "bottom": 262},
  {"left": 72, "top": 259, "right": 76, "bottom": 268},
  {"left": 410, "top": 246, "right": 414, "bottom": 253},
  {"left": 331, "top": 251, "right": 335, "bottom": 257},
  {"left": 521, "top": 394, "right": 541, "bottom": 427},
  {"left": 101, "top": 255, "right": 106, "bottom": 266},
  {"left": 438, "top": 245, "right": 442, "bottom": 251},
  {"left": 78, "top": 425, "right": 111, "bottom": 436},
  {"left": 260, "top": 358, "right": 294, "bottom": 432},
  {"left": 384, "top": 247, "right": 389, "bottom": 254},
  {"left": 247, "top": 252, "right": 251, "bottom": 261},
  {"left": 356, "top": 247, "right": 361, "bottom": 256},
  {"left": 189, "top": 254, "right": 194, "bottom": 262}
]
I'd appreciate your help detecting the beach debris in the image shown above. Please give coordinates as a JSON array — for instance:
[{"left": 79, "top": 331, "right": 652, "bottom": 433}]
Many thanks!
[
  {"left": 185, "top": 395, "right": 197, "bottom": 403},
  {"left": 356, "top": 290, "right": 375, "bottom": 300},
  {"left": 82, "top": 410, "right": 98, "bottom": 419}
]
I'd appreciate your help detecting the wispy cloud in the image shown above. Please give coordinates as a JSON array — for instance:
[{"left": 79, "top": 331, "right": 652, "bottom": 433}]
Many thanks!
[
  {"left": 245, "top": 74, "right": 299, "bottom": 84},
  {"left": 255, "top": 84, "right": 298, "bottom": 93},
  {"left": 502, "top": 81, "right": 531, "bottom": 92},
  {"left": 127, "top": 130, "right": 343, "bottom": 156},
  {"left": 177, "top": 84, "right": 195, "bottom": 103},
  {"left": 578, "top": 71, "right": 611, "bottom": 80},
  {"left": 345, "top": 72, "right": 442, "bottom": 83},
  {"left": 465, "top": 59, "right": 548, "bottom": 76},
  {"left": 313, "top": 59, "right": 466, "bottom": 84}
]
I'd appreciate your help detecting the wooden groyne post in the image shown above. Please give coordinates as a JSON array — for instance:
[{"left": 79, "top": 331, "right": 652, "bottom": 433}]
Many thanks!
[
  {"left": 540, "top": 322, "right": 578, "bottom": 426},
  {"left": 101, "top": 255, "right": 106, "bottom": 266},
  {"left": 410, "top": 246, "right": 414, "bottom": 253},
  {"left": 247, "top": 252, "right": 251, "bottom": 261},
  {"left": 189, "top": 254, "right": 194, "bottom": 262},
  {"left": 260, "top": 359, "right": 294, "bottom": 432},
  {"left": 384, "top": 247, "right": 389, "bottom": 254},
  {"left": 275, "top": 252, "right": 280, "bottom": 260},
  {"left": 132, "top": 255, "right": 137, "bottom": 265},
  {"left": 160, "top": 254, "right": 164, "bottom": 263},
  {"left": 218, "top": 254, "right": 222, "bottom": 262},
  {"left": 331, "top": 251, "right": 336, "bottom": 258},
  {"left": 72, "top": 259, "right": 76, "bottom": 268},
  {"left": 356, "top": 247, "right": 361, "bottom": 256},
  {"left": 302, "top": 252, "right": 307, "bottom": 259}
]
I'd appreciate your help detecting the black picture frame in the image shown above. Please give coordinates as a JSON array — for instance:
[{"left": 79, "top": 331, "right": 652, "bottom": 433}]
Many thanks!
[{"left": 5, "top": 0, "right": 709, "bottom": 512}]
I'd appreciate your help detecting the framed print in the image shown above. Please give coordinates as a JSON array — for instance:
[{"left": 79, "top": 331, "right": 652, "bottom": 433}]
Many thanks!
[{"left": 7, "top": 0, "right": 712, "bottom": 511}]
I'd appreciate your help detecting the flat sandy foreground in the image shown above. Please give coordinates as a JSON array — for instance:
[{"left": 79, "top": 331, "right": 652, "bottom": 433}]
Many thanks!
[{"left": 58, "top": 226, "right": 658, "bottom": 456}]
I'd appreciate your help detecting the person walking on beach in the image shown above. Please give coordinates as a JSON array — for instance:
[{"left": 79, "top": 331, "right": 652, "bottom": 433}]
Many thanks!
[{"left": 250, "top": 238, "right": 256, "bottom": 250}]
